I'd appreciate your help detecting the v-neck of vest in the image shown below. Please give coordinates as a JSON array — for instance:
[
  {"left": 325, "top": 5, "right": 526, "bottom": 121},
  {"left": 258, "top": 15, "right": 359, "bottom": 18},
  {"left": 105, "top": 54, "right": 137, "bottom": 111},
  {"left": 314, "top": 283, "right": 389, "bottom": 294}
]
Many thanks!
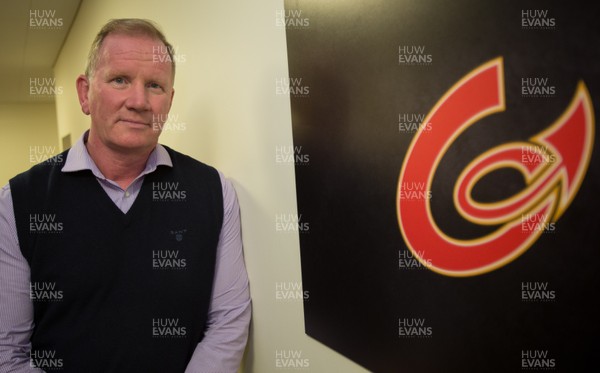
[{"left": 89, "top": 171, "right": 155, "bottom": 223}]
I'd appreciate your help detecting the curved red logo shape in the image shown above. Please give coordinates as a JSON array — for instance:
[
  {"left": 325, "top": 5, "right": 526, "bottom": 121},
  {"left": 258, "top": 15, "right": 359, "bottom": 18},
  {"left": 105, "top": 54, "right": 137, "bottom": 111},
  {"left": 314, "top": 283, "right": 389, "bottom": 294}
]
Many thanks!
[{"left": 397, "top": 57, "right": 595, "bottom": 276}]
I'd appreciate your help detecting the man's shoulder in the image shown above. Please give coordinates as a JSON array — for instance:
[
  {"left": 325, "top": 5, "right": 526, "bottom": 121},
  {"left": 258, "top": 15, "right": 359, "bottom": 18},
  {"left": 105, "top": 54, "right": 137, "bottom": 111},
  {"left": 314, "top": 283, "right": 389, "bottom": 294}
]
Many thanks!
[
  {"left": 10, "top": 150, "right": 69, "bottom": 188},
  {"left": 161, "top": 145, "right": 219, "bottom": 174},
  {"left": 159, "top": 146, "right": 225, "bottom": 210}
]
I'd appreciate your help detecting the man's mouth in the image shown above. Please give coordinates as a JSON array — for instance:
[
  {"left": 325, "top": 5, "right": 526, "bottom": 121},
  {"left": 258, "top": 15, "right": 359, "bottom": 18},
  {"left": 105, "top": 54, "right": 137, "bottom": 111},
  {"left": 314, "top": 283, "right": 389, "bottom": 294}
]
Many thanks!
[{"left": 118, "top": 118, "right": 150, "bottom": 127}]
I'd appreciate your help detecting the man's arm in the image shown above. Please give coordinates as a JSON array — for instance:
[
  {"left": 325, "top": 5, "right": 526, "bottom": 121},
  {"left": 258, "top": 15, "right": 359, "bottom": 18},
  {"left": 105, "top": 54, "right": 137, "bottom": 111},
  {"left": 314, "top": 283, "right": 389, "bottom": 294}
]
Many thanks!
[
  {"left": 0, "top": 185, "right": 44, "bottom": 373},
  {"left": 184, "top": 175, "right": 251, "bottom": 373}
]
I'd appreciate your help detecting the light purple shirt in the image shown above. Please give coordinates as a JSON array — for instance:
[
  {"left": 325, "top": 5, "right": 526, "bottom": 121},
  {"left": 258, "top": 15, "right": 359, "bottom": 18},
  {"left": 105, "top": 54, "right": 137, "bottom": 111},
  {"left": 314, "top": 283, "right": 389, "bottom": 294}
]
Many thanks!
[{"left": 0, "top": 132, "right": 251, "bottom": 373}]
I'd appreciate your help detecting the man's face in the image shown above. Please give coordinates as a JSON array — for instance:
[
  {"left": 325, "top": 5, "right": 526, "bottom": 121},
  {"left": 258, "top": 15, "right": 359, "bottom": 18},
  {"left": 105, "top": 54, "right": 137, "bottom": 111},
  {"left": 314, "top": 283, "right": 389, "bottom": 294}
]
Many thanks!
[{"left": 77, "top": 33, "right": 174, "bottom": 154}]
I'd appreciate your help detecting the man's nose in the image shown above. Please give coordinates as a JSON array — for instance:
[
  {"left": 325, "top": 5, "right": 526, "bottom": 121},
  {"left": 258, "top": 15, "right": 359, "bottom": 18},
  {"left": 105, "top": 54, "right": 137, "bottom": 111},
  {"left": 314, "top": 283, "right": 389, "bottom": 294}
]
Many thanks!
[{"left": 125, "top": 82, "right": 151, "bottom": 111}]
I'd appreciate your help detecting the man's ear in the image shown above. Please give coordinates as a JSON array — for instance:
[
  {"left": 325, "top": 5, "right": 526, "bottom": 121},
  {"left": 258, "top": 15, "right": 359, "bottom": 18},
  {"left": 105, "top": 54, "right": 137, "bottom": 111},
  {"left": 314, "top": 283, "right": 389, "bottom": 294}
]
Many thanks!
[{"left": 76, "top": 74, "right": 91, "bottom": 115}]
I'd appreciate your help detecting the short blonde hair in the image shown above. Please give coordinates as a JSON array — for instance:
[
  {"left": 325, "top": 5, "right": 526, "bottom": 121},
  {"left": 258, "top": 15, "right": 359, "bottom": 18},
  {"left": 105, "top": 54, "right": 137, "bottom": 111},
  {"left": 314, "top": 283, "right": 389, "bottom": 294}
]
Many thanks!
[{"left": 85, "top": 18, "right": 175, "bottom": 79}]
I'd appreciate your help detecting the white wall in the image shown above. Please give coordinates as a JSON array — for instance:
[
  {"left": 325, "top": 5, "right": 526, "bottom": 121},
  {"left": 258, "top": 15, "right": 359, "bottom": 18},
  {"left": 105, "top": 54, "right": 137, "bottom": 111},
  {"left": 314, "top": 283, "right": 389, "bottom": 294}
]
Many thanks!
[
  {"left": 0, "top": 103, "right": 59, "bottom": 186},
  {"left": 53, "top": 0, "right": 368, "bottom": 372}
]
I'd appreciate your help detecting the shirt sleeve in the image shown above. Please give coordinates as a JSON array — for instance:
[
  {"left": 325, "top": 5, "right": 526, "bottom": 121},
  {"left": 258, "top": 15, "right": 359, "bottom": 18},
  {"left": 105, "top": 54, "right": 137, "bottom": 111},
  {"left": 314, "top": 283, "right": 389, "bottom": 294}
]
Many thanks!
[
  {"left": 184, "top": 174, "right": 251, "bottom": 373},
  {"left": 0, "top": 184, "right": 44, "bottom": 373}
]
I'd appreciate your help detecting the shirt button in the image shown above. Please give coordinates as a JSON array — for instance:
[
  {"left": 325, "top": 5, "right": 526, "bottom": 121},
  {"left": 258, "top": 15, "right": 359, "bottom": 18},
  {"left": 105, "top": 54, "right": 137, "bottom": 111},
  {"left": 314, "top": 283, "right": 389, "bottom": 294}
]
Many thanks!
[{"left": 125, "top": 190, "right": 130, "bottom": 197}]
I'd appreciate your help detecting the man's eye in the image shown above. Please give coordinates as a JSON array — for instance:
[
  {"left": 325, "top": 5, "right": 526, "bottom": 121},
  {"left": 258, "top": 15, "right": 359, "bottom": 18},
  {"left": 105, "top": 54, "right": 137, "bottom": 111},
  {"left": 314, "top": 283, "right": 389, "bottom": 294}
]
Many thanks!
[
  {"left": 148, "top": 82, "right": 162, "bottom": 90},
  {"left": 113, "top": 77, "right": 126, "bottom": 84}
]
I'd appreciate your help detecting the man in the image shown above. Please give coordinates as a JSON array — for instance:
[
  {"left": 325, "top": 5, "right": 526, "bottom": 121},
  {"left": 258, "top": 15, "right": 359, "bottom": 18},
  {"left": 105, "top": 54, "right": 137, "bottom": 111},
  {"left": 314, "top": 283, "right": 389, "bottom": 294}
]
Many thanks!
[{"left": 0, "top": 19, "right": 251, "bottom": 372}]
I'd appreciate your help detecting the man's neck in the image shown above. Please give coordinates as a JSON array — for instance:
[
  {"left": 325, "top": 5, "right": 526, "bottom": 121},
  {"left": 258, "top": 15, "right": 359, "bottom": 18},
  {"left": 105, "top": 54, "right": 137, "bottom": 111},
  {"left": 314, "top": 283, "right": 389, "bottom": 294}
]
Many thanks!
[{"left": 85, "top": 136, "right": 153, "bottom": 190}]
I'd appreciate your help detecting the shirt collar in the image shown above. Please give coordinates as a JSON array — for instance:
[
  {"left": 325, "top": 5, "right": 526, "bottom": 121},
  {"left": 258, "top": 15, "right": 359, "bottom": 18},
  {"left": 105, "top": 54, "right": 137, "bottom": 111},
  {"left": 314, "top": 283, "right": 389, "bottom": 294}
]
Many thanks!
[{"left": 61, "top": 130, "right": 173, "bottom": 180}]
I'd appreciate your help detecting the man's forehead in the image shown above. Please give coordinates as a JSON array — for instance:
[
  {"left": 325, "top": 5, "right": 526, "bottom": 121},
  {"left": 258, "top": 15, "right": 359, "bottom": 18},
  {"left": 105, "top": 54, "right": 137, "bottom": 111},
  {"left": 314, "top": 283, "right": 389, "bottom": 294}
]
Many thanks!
[
  {"left": 101, "top": 34, "right": 168, "bottom": 55},
  {"left": 91, "top": 32, "right": 175, "bottom": 82},
  {"left": 100, "top": 34, "right": 170, "bottom": 70},
  {"left": 102, "top": 33, "right": 167, "bottom": 52}
]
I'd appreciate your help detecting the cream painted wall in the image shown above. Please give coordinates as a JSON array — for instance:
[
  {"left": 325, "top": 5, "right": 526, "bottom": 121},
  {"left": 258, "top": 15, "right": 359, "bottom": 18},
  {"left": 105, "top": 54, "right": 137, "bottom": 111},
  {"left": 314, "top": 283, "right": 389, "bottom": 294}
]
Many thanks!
[
  {"left": 0, "top": 103, "right": 59, "bottom": 186},
  {"left": 53, "top": 0, "right": 369, "bottom": 372}
]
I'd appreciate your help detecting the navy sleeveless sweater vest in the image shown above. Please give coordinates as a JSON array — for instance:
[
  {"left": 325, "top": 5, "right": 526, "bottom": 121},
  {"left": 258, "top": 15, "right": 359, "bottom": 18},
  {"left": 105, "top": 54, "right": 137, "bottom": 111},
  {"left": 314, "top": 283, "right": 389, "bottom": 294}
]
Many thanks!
[{"left": 10, "top": 146, "right": 223, "bottom": 373}]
